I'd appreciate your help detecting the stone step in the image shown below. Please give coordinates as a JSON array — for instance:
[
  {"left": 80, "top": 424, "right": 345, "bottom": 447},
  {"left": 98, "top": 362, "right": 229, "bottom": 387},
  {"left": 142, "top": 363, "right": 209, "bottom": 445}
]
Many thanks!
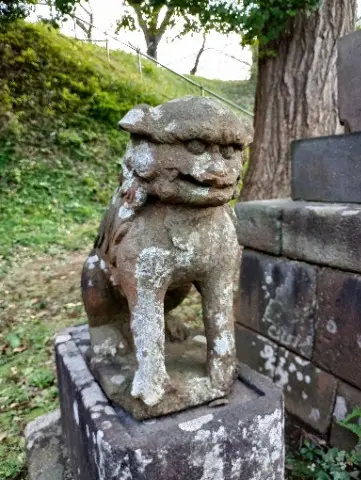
[{"left": 235, "top": 200, "right": 361, "bottom": 273}]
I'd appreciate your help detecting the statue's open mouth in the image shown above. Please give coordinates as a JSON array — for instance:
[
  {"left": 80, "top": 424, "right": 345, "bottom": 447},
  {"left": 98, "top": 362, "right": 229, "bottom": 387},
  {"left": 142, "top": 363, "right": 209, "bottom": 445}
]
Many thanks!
[{"left": 177, "top": 173, "right": 233, "bottom": 189}]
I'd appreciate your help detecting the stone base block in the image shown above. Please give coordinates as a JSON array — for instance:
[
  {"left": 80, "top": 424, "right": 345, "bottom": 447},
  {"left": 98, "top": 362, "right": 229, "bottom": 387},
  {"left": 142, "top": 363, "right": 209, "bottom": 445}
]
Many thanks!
[
  {"left": 90, "top": 338, "right": 233, "bottom": 420},
  {"left": 56, "top": 326, "right": 285, "bottom": 480},
  {"left": 291, "top": 132, "right": 361, "bottom": 203}
]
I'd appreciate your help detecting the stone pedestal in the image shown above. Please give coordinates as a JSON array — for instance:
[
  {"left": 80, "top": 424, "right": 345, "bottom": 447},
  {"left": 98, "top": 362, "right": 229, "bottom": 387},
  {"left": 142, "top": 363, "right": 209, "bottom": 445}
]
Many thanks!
[{"left": 56, "top": 325, "right": 285, "bottom": 480}]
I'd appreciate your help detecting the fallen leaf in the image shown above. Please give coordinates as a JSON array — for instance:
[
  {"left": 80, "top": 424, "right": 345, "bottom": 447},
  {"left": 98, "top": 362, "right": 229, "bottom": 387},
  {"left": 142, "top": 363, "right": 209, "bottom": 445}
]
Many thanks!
[{"left": 13, "top": 345, "right": 27, "bottom": 353}]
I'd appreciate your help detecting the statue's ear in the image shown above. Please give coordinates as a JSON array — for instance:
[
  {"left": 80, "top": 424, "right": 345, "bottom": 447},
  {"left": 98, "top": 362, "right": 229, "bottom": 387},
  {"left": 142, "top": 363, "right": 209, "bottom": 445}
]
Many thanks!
[{"left": 118, "top": 104, "right": 150, "bottom": 135}]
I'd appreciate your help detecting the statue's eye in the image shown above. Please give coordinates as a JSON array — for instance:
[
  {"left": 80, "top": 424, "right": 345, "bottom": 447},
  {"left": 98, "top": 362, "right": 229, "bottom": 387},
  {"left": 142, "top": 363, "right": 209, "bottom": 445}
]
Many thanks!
[
  {"left": 186, "top": 139, "right": 207, "bottom": 155},
  {"left": 220, "top": 145, "right": 235, "bottom": 159}
]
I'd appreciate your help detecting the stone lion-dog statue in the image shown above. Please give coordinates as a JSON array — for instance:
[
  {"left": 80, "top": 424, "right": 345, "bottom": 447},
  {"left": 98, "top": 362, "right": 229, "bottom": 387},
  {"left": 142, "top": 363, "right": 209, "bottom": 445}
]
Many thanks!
[{"left": 81, "top": 96, "right": 250, "bottom": 417}]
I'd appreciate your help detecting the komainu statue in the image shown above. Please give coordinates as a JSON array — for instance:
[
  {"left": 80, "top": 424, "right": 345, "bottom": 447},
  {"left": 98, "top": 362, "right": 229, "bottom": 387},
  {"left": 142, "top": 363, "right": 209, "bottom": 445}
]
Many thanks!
[{"left": 81, "top": 96, "right": 251, "bottom": 419}]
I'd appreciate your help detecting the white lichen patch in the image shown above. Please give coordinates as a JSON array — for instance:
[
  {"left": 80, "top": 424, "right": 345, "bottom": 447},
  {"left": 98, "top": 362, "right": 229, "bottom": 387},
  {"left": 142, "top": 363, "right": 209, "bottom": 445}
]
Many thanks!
[
  {"left": 326, "top": 319, "right": 337, "bottom": 334},
  {"left": 304, "top": 375, "right": 311, "bottom": 384},
  {"left": 134, "top": 449, "right": 153, "bottom": 473},
  {"left": 289, "top": 363, "right": 296, "bottom": 373},
  {"left": 86, "top": 254, "right": 99, "bottom": 270},
  {"left": 150, "top": 105, "right": 164, "bottom": 121},
  {"left": 81, "top": 383, "right": 107, "bottom": 410},
  {"left": 104, "top": 406, "right": 115, "bottom": 416},
  {"left": 179, "top": 414, "right": 214, "bottom": 432},
  {"left": 302, "top": 391, "right": 308, "bottom": 400},
  {"left": 200, "top": 443, "right": 224, "bottom": 480},
  {"left": 101, "top": 420, "right": 112, "bottom": 430},
  {"left": 120, "top": 107, "right": 145, "bottom": 126},
  {"left": 259, "top": 344, "right": 276, "bottom": 374},
  {"left": 357, "top": 334, "right": 361, "bottom": 349},
  {"left": 130, "top": 141, "right": 155, "bottom": 178},
  {"left": 341, "top": 209, "right": 361, "bottom": 216},
  {"left": 73, "top": 400, "right": 79, "bottom": 426},
  {"left": 118, "top": 205, "right": 134, "bottom": 220},
  {"left": 309, "top": 408, "right": 321, "bottom": 422},
  {"left": 230, "top": 457, "right": 242, "bottom": 480},
  {"left": 93, "top": 338, "right": 117, "bottom": 357},
  {"left": 275, "top": 357, "right": 289, "bottom": 387},
  {"left": 294, "top": 356, "right": 310, "bottom": 367},
  {"left": 214, "top": 331, "right": 233, "bottom": 356},
  {"left": 165, "top": 120, "right": 177, "bottom": 132},
  {"left": 305, "top": 205, "right": 344, "bottom": 213},
  {"left": 333, "top": 396, "right": 348, "bottom": 421},
  {"left": 55, "top": 334, "right": 72, "bottom": 345},
  {"left": 296, "top": 372, "right": 303, "bottom": 382},
  {"left": 110, "top": 374, "right": 125, "bottom": 385}
]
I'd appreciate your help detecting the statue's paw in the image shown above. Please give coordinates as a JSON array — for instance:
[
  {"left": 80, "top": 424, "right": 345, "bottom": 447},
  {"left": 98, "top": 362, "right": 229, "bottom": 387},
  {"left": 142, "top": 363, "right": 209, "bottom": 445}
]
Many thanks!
[
  {"left": 90, "top": 324, "right": 128, "bottom": 359},
  {"left": 131, "top": 368, "right": 169, "bottom": 407},
  {"left": 209, "top": 357, "right": 236, "bottom": 391}
]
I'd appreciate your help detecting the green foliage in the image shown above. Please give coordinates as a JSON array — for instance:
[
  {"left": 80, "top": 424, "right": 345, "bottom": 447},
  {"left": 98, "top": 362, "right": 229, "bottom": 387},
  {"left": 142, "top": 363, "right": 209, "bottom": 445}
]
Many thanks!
[
  {"left": 287, "top": 408, "right": 361, "bottom": 479},
  {"left": 340, "top": 407, "right": 361, "bottom": 441},
  {"left": 0, "top": 0, "right": 38, "bottom": 22},
  {"left": 238, "top": 0, "right": 321, "bottom": 49}
]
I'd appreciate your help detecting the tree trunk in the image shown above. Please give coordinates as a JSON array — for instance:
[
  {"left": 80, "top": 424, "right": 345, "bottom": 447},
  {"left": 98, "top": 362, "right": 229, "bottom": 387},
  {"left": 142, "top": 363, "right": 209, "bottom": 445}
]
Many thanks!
[
  {"left": 190, "top": 33, "right": 207, "bottom": 75},
  {"left": 240, "top": 0, "right": 357, "bottom": 201},
  {"left": 146, "top": 35, "right": 160, "bottom": 59}
]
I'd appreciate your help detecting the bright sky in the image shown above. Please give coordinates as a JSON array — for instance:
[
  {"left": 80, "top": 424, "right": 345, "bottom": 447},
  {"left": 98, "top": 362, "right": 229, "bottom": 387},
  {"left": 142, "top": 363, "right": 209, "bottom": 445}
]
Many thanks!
[{"left": 31, "top": 1, "right": 361, "bottom": 82}]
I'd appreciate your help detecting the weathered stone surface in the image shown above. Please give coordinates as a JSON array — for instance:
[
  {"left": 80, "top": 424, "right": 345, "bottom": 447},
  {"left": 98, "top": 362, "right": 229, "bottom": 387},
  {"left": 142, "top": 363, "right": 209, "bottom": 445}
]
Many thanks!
[
  {"left": 282, "top": 202, "right": 361, "bottom": 273},
  {"left": 81, "top": 97, "right": 251, "bottom": 416},
  {"left": 25, "top": 409, "right": 74, "bottom": 480},
  {"left": 237, "top": 249, "right": 316, "bottom": 358},
  {"left": 291, "top": 133, "right": 361, "bottom": 203},
  {"left": 338, "top": 31, "right": 361, "bottom": 133},
  {"left": 274, "top": 348, "right": 337, "bottom": 434},
  {"left": 234, "top": 200, "right": 285, "bottom": 254},
  {"left": 235, "top": 325, "right": 278, "bottom": 379},
  {"left": 314, "top": 268, "right": 361, "bottom": 389},
  {"left": 57, "top": 326, "right": 285, "bottom": 480},
  {"left": 330, "top": 381, "right": 361, "bottom": 452},
  {"left": 90, "top": 335, "right": 238, "bottom": 420}
]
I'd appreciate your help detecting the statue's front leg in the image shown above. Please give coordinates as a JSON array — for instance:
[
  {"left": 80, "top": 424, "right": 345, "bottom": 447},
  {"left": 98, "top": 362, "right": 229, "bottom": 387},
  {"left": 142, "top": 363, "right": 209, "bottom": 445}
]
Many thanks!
[
  {"left": 121, "top": 248, "right": 173, "bottom": 407},
  {"left": 197, "top": 273, "right": 236, "bottom": 391}
]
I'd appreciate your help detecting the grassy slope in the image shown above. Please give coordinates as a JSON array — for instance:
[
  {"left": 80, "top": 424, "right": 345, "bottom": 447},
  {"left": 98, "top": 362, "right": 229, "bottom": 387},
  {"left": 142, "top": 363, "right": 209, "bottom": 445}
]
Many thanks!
[
  {"left": 0, "top": 21, "right": 254, "bottom": 479},
  {"left": 0, "top": 21, "right": 255, "bottom": 262}
]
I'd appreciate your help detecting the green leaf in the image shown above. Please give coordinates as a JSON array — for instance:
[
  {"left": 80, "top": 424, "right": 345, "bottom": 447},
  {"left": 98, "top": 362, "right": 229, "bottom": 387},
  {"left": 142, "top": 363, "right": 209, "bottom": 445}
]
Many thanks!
[{"left": 6, "top": 333, "right": 21, "bottom": 349}]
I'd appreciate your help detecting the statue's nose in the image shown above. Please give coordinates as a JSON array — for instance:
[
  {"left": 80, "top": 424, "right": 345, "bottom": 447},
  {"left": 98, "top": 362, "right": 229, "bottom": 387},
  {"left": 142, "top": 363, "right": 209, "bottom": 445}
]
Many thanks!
[{"left": 206, "top": 157, "right": 227, "bottom": 178}]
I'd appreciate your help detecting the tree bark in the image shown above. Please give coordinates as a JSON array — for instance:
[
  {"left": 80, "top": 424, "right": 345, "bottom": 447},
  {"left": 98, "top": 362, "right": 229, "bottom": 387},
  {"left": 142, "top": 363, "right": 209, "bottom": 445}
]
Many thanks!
[
  {"left": 240, "top": 0, "right": 357, "bottom": 201},
  {"left": 146, "top": 35, "right": 160, "bottom": 59}
]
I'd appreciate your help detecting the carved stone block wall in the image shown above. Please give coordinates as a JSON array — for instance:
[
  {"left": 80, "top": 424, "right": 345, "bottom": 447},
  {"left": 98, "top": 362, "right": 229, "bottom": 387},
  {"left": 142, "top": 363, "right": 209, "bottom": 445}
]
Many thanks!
[{"left": 235, "top": 200, "right": 361, "bottom": 449}]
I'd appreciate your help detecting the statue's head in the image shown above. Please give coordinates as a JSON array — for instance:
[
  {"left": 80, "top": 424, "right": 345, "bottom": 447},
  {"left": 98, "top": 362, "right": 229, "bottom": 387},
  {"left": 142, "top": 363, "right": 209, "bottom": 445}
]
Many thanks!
[{"left": 118, "top": 96, "right": 252, "bottom": 207}]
